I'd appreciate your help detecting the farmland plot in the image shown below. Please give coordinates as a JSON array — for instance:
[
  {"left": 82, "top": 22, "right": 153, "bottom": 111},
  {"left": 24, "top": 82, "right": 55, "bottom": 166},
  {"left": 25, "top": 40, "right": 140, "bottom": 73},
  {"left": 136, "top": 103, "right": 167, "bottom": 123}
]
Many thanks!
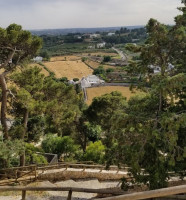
[
  {"left": 50, "top": 55, "right": 81, "bottom": 62},
  {"left": 44, "top": 60, "right": 93, "bottom": 80},
  {"left": 86, "top": 86, "right": 138, "bottom": 105}
]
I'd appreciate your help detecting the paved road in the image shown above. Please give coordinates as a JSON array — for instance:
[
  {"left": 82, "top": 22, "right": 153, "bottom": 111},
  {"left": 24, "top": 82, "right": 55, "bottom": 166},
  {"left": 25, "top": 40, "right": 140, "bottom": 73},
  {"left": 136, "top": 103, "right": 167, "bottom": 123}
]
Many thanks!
[{"left": 112, "top": 47, "right": 128, "bottom": 61}]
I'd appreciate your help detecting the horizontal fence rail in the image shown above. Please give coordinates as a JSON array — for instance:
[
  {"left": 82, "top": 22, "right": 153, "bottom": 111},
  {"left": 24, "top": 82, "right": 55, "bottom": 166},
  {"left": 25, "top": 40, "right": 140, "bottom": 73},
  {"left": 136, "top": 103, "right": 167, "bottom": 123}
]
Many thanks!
[
  {"left": 0, "top": 186, "right": 126, "bottom": 200},
  {"left": 0, "top": 185, "right": 186, "bottom": 200},
  {"left": 0, "top": 162, "right": 185, "bottom": 186},
  {"left": 95, "top": 185, "right": 186, "bottom": 200}
]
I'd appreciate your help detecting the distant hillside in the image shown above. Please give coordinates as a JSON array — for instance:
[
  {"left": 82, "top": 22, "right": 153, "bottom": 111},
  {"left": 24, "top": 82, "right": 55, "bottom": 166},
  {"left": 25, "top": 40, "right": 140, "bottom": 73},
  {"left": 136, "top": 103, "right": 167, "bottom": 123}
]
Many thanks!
[{"left": 30, "top": 26, "right": 144, "bottom": 36}]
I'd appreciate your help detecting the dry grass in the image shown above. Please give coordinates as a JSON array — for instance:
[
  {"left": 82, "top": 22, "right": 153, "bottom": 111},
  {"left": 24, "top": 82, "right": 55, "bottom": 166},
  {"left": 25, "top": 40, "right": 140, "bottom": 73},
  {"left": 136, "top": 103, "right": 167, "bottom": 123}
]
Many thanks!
[
  {"left": 44, "top": 60, "right": 93, "bottom": 80},
  {"left": 50, "top": 56, "right": 81, "bottom": 62},
  {"left": 86, "top": 86, "right": 138, "bottom": 105},
  {"left": 29, "top": 63, "right": 49, "bottom": 76}
]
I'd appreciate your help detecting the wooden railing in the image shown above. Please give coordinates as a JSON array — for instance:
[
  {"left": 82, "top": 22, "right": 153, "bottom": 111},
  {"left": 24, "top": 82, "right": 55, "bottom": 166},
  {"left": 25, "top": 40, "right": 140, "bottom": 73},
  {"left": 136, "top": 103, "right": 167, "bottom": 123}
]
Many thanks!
[
  {"left": 96, "top": 185, "right": 186, "bottom": 200},
  {"left": 0, "top": 162, "right": 184, "bottom": 186},
  {"left": 0, "top": 162, "right": 129, "bottom": 185},
  {"left": 0, "top": 186, "right": 125, "bottom": 200},
  {"left": 0, "top": 185, "right": 186, "bottom": 200}
]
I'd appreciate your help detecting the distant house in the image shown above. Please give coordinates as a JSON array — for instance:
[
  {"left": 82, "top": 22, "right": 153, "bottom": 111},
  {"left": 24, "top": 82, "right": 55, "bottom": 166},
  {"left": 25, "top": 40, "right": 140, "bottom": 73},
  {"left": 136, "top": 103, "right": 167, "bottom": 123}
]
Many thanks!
[
  {"left": 90, "top": 34, "right": 100, "bottom": 39},
  {"left": 97, "top": 42, "right": 106, "bottom": 48},
  {"left": 81, "top": 75, "right": 105, "bottom": 88},
  {"left": 149, "top": 64, "right": 174, "bottom": 74},
  {"left": 33, "top": 56, "right": 43, "bottom": 62},
  {"left": 74, "top": 35, "right": 82, "bottom": 39},
  {"left": 108, "top": 32, "right": 115, "bottom": 36},
  {"left": 88, "top": 46, "right": 95, "bottom": 49}
]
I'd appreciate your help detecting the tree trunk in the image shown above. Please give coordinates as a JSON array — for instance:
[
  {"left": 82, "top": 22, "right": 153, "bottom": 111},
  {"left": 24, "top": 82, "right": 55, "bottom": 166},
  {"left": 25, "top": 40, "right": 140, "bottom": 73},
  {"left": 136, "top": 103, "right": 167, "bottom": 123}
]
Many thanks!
[
  {"left": 20, "top": 109, "right": 29, "bottom": 166},
  {"left": 0, "top": 50, "right": 16, "bottom": 140},
  {"left": 83, "top": 133, "right": 87, "bottom": 152},
  {"left": 0, "top": 74, "right": 9, "bottom": 140},
  {"left": 22, "top": 109, "right": 29, "bottom": 140}
]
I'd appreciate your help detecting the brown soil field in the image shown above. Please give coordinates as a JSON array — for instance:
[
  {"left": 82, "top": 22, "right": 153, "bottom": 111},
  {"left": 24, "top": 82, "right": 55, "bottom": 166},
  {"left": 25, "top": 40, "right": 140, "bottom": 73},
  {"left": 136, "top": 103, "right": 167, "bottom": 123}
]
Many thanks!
[
  {"left": 44, "top": 60, "right": 93, "bottom": 80},
  {"left": 50, "top": 55, "right": 81, "bottom": 62},
  {"left": 29, "top": 63, "right": 49, "bottom": 76},
  {"left": 86, "top": 86, "right": 138, "bottom": 105}
]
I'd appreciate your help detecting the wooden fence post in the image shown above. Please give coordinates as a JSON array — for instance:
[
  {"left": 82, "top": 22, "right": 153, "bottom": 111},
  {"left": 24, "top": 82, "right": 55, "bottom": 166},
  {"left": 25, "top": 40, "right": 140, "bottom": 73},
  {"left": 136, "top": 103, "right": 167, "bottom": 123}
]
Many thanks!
[
  {"left": 67, "top": 189, "right": 72, "bottom": 200},
  {"left": 34, "top": 166, "right": 37, "bottom": 180},
  {"left": 22, "top": 190, "right": 26, "bottom": 200},
  {"left": 15, "top": 170, "right": 18, "bottom": 182}
]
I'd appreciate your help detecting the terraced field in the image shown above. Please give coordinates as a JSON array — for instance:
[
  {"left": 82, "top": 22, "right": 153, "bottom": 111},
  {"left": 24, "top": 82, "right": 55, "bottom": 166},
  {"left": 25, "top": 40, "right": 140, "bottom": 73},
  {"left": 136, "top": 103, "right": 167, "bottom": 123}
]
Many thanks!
[
  {"left": 44, "top": 60, "right": 93, "bottom": 80},
  {"left": 85, "top": 60, "right": 116, "bottom": 70},
  {"left": 86, "top": 86, "right": 138, "bottom": 105}
]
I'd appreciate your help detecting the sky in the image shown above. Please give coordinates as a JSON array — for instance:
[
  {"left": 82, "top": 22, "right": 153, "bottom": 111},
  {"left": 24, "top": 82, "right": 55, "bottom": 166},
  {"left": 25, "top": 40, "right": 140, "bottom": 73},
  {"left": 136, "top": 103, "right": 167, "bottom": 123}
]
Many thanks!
[{"left": 0, "top": 0, "right": 182, "bottom": 30}]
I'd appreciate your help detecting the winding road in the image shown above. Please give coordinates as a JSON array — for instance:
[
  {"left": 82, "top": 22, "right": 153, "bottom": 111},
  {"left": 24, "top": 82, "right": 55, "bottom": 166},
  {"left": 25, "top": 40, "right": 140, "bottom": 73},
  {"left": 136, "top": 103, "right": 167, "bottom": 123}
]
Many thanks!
[{"left": 112, "top": 47, "right": 128, "bottom": 62}]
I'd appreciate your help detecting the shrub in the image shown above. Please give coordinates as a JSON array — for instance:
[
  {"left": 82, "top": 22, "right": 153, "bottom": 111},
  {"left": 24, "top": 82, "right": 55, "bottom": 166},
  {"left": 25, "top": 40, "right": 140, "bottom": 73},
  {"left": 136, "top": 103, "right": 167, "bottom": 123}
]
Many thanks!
[
  {"left": 106, "top": 68, "right": 114, "bottom": 73},
  {"left": 93, "top": 66, "right": 105, "bottom": 75},
  {"left": 83, "top": 141, "right": 105, "bottom": 164},
  {"left": 73, "top": 78, "right": 79, "bottom": 82},
  {"left": 25, "top": 143, "right": 47, "bottom": 165},
  {"left": 103, "top": 56, "right": 111, "bottom": 62},
  {"left": 42, "top": 135, "right": 79, "bottom": 160}
]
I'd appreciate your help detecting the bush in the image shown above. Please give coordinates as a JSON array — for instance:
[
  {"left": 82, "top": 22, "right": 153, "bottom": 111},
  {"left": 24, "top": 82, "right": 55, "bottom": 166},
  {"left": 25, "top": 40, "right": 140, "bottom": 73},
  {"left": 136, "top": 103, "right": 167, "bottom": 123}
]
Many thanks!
[
  {"left": 106, "top": 68, "right": 114, "bottom": 73},
  {"left": 0, "top": 140, "right": 24, "bottom": 168},
  {"left": 25, "top": 143, "right": 47, "bottom": 165},
  {"left": 73, "top": 78, "right": 79, "bottom": 82},
  {"left": 103, "top": 56, "right": 111, "bottom": 62},
  {"left": 59, "top": 77, "right": 68, "bottom": 82},
  {"left": 83, "top": 141, "right": 105, "bottom": 164},
  {"left": 42, "top": 135, "right": 79, "bottom": 160},
  {"left": 93, "top": 66, "right": 105, "bottom": 75}
]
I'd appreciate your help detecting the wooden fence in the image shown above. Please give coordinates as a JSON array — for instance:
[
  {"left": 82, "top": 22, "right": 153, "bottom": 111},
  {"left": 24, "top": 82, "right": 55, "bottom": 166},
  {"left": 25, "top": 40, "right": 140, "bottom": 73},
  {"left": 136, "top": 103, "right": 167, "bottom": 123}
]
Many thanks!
[
  {"left": 0, "top": 185, "right": 186, "bottom": 200},
  {"left": 0, "top": 162, "right": 129, "bottom": 185},
  {"left": 0, "top": 186, "right": 125, "bottom": 200},
  {"left": 0, "top": 162, "right": 184, "bottom": 186}
]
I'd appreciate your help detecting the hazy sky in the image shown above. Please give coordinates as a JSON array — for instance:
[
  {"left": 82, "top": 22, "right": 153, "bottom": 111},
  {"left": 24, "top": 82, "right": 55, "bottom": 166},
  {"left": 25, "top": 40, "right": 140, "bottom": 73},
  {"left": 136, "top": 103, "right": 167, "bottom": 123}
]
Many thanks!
[{"left": 0, "top": 0, "right": 182, "bottom": 29}]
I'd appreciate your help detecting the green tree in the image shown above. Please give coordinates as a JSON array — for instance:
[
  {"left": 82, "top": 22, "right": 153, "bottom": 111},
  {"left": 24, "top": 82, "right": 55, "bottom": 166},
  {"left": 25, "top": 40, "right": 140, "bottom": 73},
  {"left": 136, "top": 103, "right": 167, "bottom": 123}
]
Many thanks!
[
  {"left": 114, "top": 1, "right": 186, "bottom": 189},
  {"left": 0, "top": 24, "right": 42, "bottom": 139},
  {"left": 86, "top": 91, "right": 128, "bottom": 165},
  {"left": 42, "top": 135, "right": 78, "bottom": 160},
  {"left": 43, "top": 76, "right": 82, "bottom": 136}
]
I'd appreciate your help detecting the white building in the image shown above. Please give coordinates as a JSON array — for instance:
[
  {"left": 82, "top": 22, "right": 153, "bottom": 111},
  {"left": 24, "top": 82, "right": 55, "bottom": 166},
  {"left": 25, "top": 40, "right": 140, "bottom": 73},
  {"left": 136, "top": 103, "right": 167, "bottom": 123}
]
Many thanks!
[
  {"left": 33, "top": 56, "right": 43, "bottom": 62},
  {"left": 149, "top": 64, "right": 174, "bottom": 74},
  {"left": 81, "top": 75, "right": 105, "bottom": 88},
  {"left": 108, "top": 32, "right": 115, "bottom": 36},
  {"left": 90, "top": 34, "right": 100, "bottom": 39},
  {"left": 97, "top": 42, "right": 106, "bottom": 48}
]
